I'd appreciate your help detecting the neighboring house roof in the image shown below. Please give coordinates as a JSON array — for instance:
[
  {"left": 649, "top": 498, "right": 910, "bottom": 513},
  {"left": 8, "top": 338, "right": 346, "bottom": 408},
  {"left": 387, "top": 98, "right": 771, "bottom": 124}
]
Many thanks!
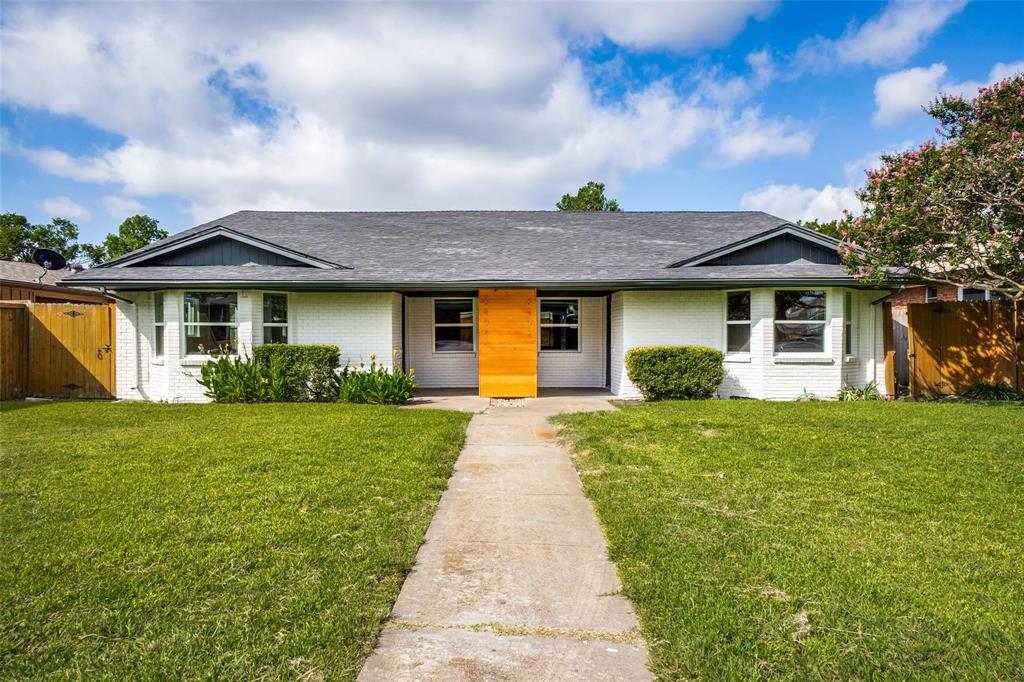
[
  {"left": 1, "top": 260, "right": 113, "bottom": 302},
  {"left": 0, "top": 260, "right": 74, "bottom": 285},
  {"left": 64, "top": 210, "right": 873, "bottom": 289}
]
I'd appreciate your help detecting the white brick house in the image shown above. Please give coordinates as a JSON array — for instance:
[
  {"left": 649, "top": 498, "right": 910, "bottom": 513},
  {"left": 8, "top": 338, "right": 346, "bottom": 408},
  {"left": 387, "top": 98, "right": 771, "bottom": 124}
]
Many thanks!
[{"left": 65, "top": 211, "right": 892, "bottom": 402}]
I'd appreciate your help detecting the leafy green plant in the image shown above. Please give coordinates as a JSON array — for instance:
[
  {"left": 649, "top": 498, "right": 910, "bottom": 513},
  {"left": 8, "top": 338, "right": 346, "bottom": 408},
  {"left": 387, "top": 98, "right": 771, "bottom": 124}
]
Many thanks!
[
  {"left": 253, "top": 344, "right": 340, "bottom": 402},
  {"left": 625, "top": 346, "right": 724, "bottom": 400},
  {"left": 961, "top": 381, "right": 1024, "bottom": 401},
  {"left": 838, "top": 381, "right": 884, "bottom": 401},
  {"left": 196, "top": 354, "right": 287, "bottom": 403},
  {"left": 338, "top": 354, "right": 416, "bottom": 405}
]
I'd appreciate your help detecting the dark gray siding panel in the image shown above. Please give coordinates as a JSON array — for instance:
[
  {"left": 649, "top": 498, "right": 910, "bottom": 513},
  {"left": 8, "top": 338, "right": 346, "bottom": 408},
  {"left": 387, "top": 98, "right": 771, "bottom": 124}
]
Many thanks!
[
  {"left": 702, "top": 234, "right": 840, "bottom": 266},
  {"left": 143, "top": 237, "right": 311, "bottom": 267}
]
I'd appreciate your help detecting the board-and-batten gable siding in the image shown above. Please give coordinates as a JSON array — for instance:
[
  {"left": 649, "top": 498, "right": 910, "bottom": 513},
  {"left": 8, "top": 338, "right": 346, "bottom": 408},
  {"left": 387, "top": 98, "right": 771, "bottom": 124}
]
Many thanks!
[
  {"left": 141, "top": 236, "right": 312, "bottom": 266},
  {"left": 699, "top": 234, "right": 841, "bottom": 266}
]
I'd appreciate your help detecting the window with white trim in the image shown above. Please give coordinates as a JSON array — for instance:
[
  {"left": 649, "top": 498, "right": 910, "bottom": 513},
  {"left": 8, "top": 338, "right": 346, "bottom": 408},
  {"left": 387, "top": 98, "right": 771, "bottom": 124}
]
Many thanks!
[
  {"left": 774, "top": 290, "right": 827, "bottom": 353},
  {"left": 540, "top": 299, "right": 580, "bottom": 351},
  {"left": 960, "top": 287, "right": 1007, "bottom": 301},
  {"left": 725, "top": 291, "right": 751, "bottom": 353},
  {"left": 184, "top": 291, "right": 238, "bottom": 355},
  {"left": 924, "top": 286, "right": 939, "bottom": 302},
  {"left": 263, "top": 293, "right": 288, "bottom": 344},
  {"left": 153, "top": 292, "right": 165, "bottom": 357},
  {"left": 434, "top": 299, "right": 474, "bottom": 352},
  {"left": 844, "top": 291, "right": 855, "bottom": 356}
]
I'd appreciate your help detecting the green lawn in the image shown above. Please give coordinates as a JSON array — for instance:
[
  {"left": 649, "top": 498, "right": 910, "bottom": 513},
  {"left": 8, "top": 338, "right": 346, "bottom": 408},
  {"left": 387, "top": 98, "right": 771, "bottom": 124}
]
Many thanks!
[
  {"left": 555, "top": 401, "right": 1024, "bottom": 680},
  {"left": 1, "top": 401, "right": 470, "bottom": 680}
]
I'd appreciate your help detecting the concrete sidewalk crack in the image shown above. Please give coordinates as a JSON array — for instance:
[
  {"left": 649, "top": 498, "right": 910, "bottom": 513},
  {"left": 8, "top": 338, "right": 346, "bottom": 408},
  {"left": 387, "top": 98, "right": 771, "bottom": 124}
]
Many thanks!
[{"left": 385, "top": 619, "right": 647, "bottom": 646}]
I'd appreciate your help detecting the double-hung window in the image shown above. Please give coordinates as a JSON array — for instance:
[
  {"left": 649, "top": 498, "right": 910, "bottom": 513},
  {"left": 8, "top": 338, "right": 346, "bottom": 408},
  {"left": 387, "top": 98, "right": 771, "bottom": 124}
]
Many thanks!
[
  {"left": 263, "top": 293, "right": 288, "bottom": 344},
  {"left": 153, "top": 292, "right": 165, "bottom": 357},
  {"left": 725, "top": 291, "right": 751, "bottom": 353},
  {"left": 540, "top": 299, "right": 580, "bottom": 351},
  {"left": 434, "top": 299, "right": 474, "bottom": 352},
  {"left": 924, "top": 286, "right": 939, "bottom": 303},
  {"left": 844, "top": 291, "right": 855, "bottom": 356},
  {"left": 184, "top": 292, "right": 238, "bottom": 355},
  {"left": 774, "top": 290, "right": 827, "bottom": 353}
]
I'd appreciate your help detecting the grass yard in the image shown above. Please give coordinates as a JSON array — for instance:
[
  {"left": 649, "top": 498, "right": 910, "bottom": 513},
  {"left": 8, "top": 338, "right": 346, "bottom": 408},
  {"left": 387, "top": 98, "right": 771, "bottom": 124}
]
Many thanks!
[
  {"left": 1, "top": 401, "right": 470, "bottom": 680},
  {"left": 555, "top": 401, "right": 1024, "bottom": 680}
]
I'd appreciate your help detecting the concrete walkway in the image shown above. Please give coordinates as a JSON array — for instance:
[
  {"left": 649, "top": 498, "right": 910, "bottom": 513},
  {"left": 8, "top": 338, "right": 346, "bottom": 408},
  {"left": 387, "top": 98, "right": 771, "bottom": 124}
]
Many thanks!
[{"left": 359, "top": 394, "right": 651, "bottom": 681}]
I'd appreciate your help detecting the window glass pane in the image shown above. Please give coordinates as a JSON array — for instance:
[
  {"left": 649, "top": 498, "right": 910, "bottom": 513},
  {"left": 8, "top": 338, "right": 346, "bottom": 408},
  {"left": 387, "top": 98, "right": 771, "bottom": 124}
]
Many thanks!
[
  {"left": 961, "top": 288, "right": 987, "bottom": 301},
  {"left": 185, "top": 292, "right": 237, "bottom": 323},
  {"left": 154, "top": 292, "right": 164, "bottom": 324},
  {"left": 185, "top": 325, "right": 237, "bottom": 355},
  {"left": 541, "top": 326, "right": 579, "bottom": 351},
  {"left": 540, "top": 300, "right": 579, "bottom": 325},
  {"left": 925, "top": 286, "right": 938, "bottom": 301},
  {"left": 263, "top": 294, "right": 288, "bottom": 323},
  {"left": 845, "top": 326, "right": 853, "bottom": 355},
  {"left": 727, "top": 325, "right": 751, "bottom": 353},
  {"left": 775, "top": 290, "right": 826, "bottom": 321},
  {"left": 435, "top": 299, "right": 474, "bottom": 325},
  {"left": 434, "top": 325, "right": 474, "bottom": 352},
  {"left": 727, "top": 292, "right": 750, "bottom": 321},
  {"left": 263, "top": 326, "right": 288, "bottom": 344},
  {"left": 774, "top": 323, "right": 825, "bottom": 353},
  {"left": 154, "top": 326, "right": 164, "bottom": 357}
]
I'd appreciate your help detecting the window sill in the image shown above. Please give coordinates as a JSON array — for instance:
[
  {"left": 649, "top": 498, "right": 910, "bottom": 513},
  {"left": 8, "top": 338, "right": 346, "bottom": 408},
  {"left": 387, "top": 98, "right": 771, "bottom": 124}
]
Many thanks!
[
  {"left": 432, "top": 351, "right": 477, "bottom": 357},
  {"left": 724, "top": 353, "right": 751, "bottom": 364},
  {"left": 844, "top": 355, "right": 858, "bottom": 363},
  {"left": 540, "top": 349, "right": 582, "bottom": 354},
  {"left": 773, "top": 354, "right": 834, "bottom": 365},
  {"left": 180, "top": 355, "right": 234, "bottom": 366},
  {"left": 151, "top": 358, "right": 165, "bottom": 366}
]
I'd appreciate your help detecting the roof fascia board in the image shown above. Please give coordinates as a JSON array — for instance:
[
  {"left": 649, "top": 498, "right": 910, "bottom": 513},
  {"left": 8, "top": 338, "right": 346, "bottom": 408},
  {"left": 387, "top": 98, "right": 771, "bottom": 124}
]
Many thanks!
[
  {"left": 109, "top": 226, "right": 346, "bottom": 269},
  {"left": 669, "top": 224, "right": 843, "bottom": 268}
]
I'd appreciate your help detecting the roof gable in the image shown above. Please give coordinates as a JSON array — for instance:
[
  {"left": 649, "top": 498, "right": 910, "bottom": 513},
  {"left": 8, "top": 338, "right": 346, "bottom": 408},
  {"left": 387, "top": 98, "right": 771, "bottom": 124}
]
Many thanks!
[
  {"left": 669, "top": 225, "right": 842, "bottom": 268},
  {"left": 110, "top": 226, "right": 346, "bottom": 269}
]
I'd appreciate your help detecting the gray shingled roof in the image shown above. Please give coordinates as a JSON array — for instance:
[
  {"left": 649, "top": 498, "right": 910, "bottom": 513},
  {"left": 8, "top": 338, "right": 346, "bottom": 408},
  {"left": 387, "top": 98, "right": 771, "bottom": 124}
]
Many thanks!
[{"left": 65, "top": 210, "right": 863, "bottom": 288}]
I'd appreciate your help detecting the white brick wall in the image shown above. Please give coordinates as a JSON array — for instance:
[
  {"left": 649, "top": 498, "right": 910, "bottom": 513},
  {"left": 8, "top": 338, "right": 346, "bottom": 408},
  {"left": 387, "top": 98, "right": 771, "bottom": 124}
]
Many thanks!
[
  {"left": 404, "top": 296, "right": 478, "bottom": 388},
  {"left": 538, "top": 297, "right": 606, "bottom": 388},
  {"left": 115, "top": 289, "right": 396, "bottom": 402},
  {"left": 610, "top": 287, "right": 885, "bottom": 400}
]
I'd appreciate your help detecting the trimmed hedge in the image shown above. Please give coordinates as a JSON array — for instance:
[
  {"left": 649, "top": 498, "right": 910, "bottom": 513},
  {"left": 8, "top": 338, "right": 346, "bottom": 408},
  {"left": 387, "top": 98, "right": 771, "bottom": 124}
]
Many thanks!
[
  {"left": 625, "top": 345, "right": 725, "bottom": 400},
  {"left": 253, "top": 344, "right": 340, "bottom": 402}
]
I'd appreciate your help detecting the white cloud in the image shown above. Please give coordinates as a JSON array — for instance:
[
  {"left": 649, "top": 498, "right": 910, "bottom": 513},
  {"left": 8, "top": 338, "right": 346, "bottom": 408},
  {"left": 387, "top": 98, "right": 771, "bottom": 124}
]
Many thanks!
[
  {"left": 102, "top": 195, "right": 145, "bottom": 218},
  {"left": 716, "top": 108, "right": 815, "bottom": 165},
  {"left": 1, "top": 2, "right": 810, "bottom": 222},
  {"left": 40, "top": 196, "right": 91, "bottom": 221},
  {"left": 794, "top": 1, "right": 967, "bottom": 74},
  {"left": 740, "top": 184, "right": 861, "bottom": 222},
  {"left": 873, "top": 61, "right": 1024, "bottom": 125}
]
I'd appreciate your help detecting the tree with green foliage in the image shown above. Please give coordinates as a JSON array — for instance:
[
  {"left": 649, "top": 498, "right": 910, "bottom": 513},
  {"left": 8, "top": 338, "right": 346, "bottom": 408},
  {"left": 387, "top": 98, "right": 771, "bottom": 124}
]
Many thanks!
[
  {"left": 797, "top": 218, "right": 843, "bottom": 239},
  {"left": 0, "top": 213, "right": 82, "bottom": 263},
  {"left": 86, "top": 214, "right": 168, "bottom": 264},
  {"left": 556, "top": 181, "right": 622, "bottom": 212},
  {"left": 841, "top": 73, "right": 1024, "bottom": 299}
]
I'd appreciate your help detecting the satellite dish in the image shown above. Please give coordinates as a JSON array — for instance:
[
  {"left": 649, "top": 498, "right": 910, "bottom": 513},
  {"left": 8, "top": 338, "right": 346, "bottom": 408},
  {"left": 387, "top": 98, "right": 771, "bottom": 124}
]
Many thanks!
[{"left": 32, "top": 248, "right": 69, "bottom": 283}]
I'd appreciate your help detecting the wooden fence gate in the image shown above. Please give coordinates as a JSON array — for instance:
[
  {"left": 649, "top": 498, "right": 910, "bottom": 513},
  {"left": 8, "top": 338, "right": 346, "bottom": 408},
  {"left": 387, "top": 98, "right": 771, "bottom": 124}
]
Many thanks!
[
  {"left": 908, "top": 301, "right": 1023, "bottom": 398},
  {"left": 0, "top": 302, "right": 116, "bottom": 400}
]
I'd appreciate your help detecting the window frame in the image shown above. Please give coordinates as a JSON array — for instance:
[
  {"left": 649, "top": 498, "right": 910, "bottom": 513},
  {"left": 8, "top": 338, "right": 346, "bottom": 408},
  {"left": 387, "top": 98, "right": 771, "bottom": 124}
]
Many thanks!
[
  {"left": 924, "top": 286, "right": 939, "bottom": 303},
  {"left": 723, "top": 290, "right": 752, "bottom": 359},
  {"left": 539, "top": 297, "right": 581, "bottom": 353},
  {"left": 773, "top": 289, "right": 829, "bottom": 356},
  {"left": 182, "top": 290, "right": 240, "bottom": 358},
  {"left": 844, "top": 291, "right": 856, "bottom": 357},
  {"left": 261, "top": 292, "right": 290, "bottom": 345},
  {"left": 958, "top": 287, "right": 1006, "bottom": 301},
  {"left": 432, "top": 297, "right": 476, "bottom": 354},
  {"left": 153, "top": 291, "right": 165, "bottom": 359}
]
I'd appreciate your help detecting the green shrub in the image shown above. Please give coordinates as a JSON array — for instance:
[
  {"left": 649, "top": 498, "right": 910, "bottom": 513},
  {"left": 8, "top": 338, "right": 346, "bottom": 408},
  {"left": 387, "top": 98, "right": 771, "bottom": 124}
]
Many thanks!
[
  {"left": 253, "top": 344, "right": 340, "bottom": 402},
  {"left": 338, "top": 354, "right": 416, "bottom": 405},
  {"left": 838, "top": 381, "right": 883, "bottom": 401},
  {"left": 197, "top": 355, "right": 287, "bottom": 403},
  {"left": 961, "top": 381, "right": 1024, "bottom": 401},
  {"left": 625, "top": 346, "right": 725, "bottom": 400}
]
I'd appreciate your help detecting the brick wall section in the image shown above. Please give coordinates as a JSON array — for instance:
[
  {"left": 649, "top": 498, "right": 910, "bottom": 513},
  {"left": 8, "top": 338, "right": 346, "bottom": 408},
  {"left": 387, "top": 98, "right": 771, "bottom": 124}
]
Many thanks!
[
  {"left": 538, "top": 296, "right": 606, "bottom": 388},
  {"left": 889, "top": 284, "right": 958, "bottom": 306},
  {"left": 610, "top": 287, "right": 886, "bottom": 400},
  {"left": 405, "top": 296, "right": 479, "bottom": 388}
]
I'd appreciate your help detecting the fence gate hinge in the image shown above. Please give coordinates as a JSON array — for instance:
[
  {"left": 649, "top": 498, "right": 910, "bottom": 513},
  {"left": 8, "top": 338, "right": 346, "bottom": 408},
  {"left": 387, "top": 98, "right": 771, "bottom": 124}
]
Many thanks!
[
  {"left": 63, "top": 309, "right": 84, "bottom": 318},
  {"left": 62, "top": 383, "right": 82, "bottom": 391}
]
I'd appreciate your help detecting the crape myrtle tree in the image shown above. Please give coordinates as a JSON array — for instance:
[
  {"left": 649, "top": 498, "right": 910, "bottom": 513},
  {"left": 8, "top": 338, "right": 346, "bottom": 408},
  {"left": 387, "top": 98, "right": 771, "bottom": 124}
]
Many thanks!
[{"left": 840, "top": 73, "right": 1024, "bottom": 300}]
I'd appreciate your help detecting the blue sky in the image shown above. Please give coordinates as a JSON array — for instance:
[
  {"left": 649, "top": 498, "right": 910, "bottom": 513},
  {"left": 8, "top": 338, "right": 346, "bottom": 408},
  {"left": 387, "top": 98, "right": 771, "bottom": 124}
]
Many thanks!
[{"left": 1, "top": 1, "right": 1022, "bottom": 243}]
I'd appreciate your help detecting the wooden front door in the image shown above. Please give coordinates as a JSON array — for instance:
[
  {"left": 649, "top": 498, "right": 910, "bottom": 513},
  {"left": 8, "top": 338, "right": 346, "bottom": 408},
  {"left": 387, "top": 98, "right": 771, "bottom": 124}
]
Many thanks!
[
  {"left": 28, "top": 303, "right": 116, "bottom": 399},
  {"left": 477, "top": 288, "right": 537, "bottom": 398}
]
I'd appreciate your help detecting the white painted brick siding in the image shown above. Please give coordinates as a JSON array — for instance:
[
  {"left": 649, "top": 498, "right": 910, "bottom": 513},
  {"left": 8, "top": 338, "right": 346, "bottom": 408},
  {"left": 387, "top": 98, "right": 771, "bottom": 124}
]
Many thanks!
[
  {"left": 609, "top": 287, "right": 884, "bottom": 400},
  {"left": 538, "top": 297, "right": 606, "bottom": 388},
  {"left": 404, "top": 296, "right": 478, "bottom": 388}
]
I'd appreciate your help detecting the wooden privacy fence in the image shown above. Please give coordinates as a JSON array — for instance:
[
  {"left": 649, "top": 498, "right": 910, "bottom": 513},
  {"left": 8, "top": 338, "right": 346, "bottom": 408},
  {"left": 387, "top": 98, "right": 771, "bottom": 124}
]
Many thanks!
[
  {"left": 0, "top": 302, "right": 116, "bottom": 400},
  {"left": 908, "top": 300, "right": 1023, "bottom": 398}
]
